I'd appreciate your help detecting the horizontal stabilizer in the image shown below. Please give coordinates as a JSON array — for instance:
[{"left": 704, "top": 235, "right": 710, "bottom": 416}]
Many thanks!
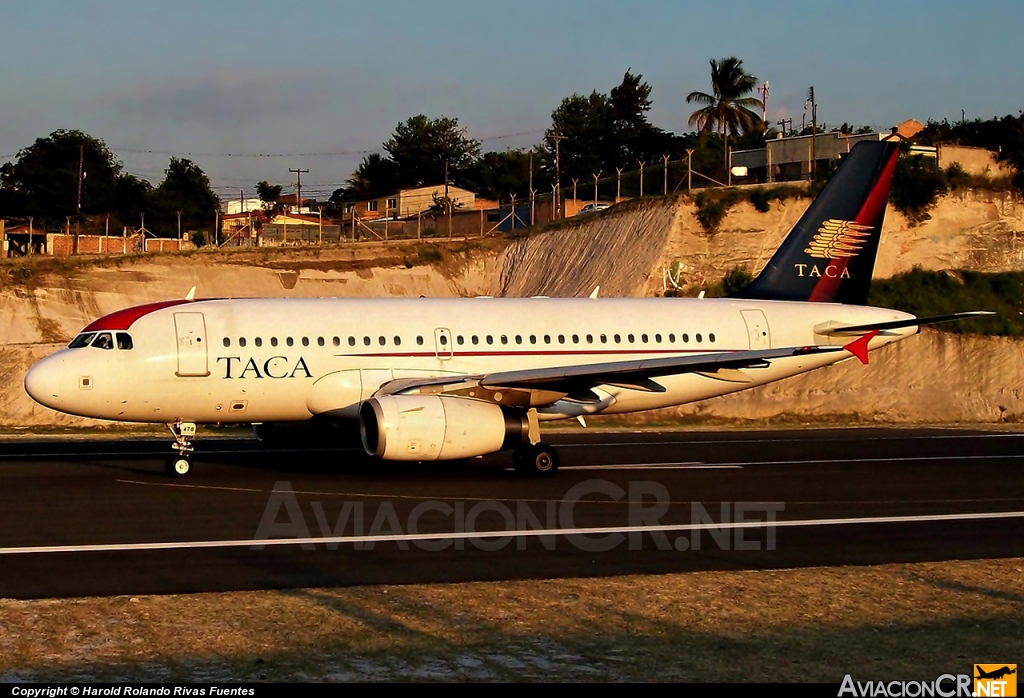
[{"left": 818, "top": 311, "right": 995, "bottom": 336}]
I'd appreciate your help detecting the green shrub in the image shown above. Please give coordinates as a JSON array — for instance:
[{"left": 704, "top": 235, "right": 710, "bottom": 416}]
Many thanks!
[
  {"left": 891, "top": 154, "right": 948, "bottom": 224},
  {"left": 748, "top": 187, "right": 772, "bottom": 212},
  {"left": 721, "top": 266, "right": 754, "bottom": 295},
  {"left": 868, "top": 268, "right": 1024, "bottom": 336},
  {"left": 417, "top": 245, "right": 443, "bottom": 264}
]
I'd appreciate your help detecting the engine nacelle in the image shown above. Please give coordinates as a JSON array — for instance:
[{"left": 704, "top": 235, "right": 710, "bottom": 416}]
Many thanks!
[{"left": 359, "top": 395, "right": 528, "bottom": 461}]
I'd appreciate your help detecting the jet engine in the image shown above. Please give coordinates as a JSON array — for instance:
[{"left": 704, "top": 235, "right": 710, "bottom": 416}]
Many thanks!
[{"left": 359, "top": 395, "right": 528, "bottom": 461}]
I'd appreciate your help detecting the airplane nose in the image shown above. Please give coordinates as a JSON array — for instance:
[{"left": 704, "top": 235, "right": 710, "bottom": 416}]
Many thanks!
[{"left": 24, "top": 356, "right": 64, "bottom": 410}]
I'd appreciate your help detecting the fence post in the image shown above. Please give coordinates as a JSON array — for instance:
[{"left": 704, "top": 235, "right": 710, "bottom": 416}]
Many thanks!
[
  {"left": 510, "top": 194, "right": 516, "bottom": 231},
  {"left": 638, "top": 161, "right": 645, "bottom": 197},
  {"left": 616, "top": 168, "right": 623, "bottom": 202},
  {"left": 593, "top": 172, "right": 601, "bottom": 207},
  {"left": 663, "top": 154, "right": 670, "bottom": 196}
]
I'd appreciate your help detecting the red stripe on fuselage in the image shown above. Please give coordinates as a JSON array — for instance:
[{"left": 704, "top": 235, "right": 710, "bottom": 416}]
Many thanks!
[
  {"left": 82, "top": 299, "right": 195, "bottom": 332},
  {"left": 808, "top": 146, "right": 900, "bottom": 303}
]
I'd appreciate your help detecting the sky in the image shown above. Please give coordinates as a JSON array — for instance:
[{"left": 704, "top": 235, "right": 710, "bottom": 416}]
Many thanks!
[{"left": 1, "top": 0, "right": 1022, "bottom": 203}]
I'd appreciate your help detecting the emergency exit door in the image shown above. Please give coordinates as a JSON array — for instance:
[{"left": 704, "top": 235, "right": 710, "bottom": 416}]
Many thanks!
[
  {"left": 174, "top": 312, "right": 210, "bottom": 377},
  {"left": 741, "top": 309, "right": 771, "bottom": 350}
]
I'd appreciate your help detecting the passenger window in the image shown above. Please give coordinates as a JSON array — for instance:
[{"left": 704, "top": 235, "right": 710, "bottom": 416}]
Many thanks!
[
  {"left": 416, "top": 336, "right": 424, "bottom": 345},
  {"left": 696, "top": 334, "right": 703, "bottom": 343},
  {"left": 116, "top": 333, "right": 133, "bottom": 350},
  {"left": 669, "top": 333, "right": 676, "bottom": 343},
  {"left": 68, "top": 333, "right": 96, "bottom": 349},
  {"left": 641, "top": 334, "right": 648, "bottom": 343},
  {"left": 472, "top": 336, "right": 479, "bottom": 345},
  {"left": 271, "top": 337, "right": 278, "bottom": 347},
  {"left": 318, "top": 337, "right": 325, "bottom": 347},
  {"left": 255, "top": 337, "right": 263, "bottom": 347},
  {"left": 614, "top": 334, "right": 621, "bottom": 343},
  {"left": 500, "top": 335, "right": 508, "bottom": 344},
  {"left": 586, "top": 334, "right": 593, "bottom": 343},
  {"left": 348, "top": 337, "right": 356, "bottom": 346},
  {"left": 394, "top": 336, "right": 401, "bottom": 346},
  {"left": 515, "top": 335, "right": 523, "bottom": 344},
  {"left": 486, "top": 335, "right": 493, "bottom": 345},
  {"left": 600, "top": 334, "right": 607, "bottom": 343},
  {"left": 239, "top": 337, "right": 247, "bottom": 348},
  {"left": 682, "top": 334, "right": 689, "bottom": 343},
  {"left": 92, "top": 333, "right": 114, "bottom": 350},
  {"left": 530, "top": 335, "right": 537, "bottom": 344},
  {"left": 544, "top": 335, "right": 551, "bottom": 344},
  {"left": 457, "top": 335, "right": 465, "bottom": 345},
  {"left": 628, "top": 334, "right": 635, "bottom": 343},
  {"left": 363, "top": 337, "right": 370, "bottom": 346},
  {"left": 558, "top": 335, "right": 565, "bottom": 344},
  {"left": 333, "top": 337, "right": 340, "bottom": 347},
  {"left": 302, "top": 337, "right": 310, "bottom": 347},
  {"left": 709, "top": 333, "right": 716, "bottom": 343},
  {"left": 287, "top": 337, "right": 295, "bottom": 347},
  {"left": 572, "top": 334, "right": 579, "bottom": 344},
  {"left": 222, "top": 337, "right": 230, "bottom": 348},
  {"left": 440, "top": 335, "right": 448, "bottom": 346}
]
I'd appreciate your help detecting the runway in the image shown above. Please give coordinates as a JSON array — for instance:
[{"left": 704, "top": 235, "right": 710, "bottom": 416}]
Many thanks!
[{"left": 0, "top": 427, "right": 1022, "bottom": 599}]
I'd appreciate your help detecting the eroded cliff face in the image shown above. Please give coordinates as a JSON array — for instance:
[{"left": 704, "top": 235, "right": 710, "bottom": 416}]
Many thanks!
[{"left": 3, "top": 189, "right": 1023, "bottom": 427}]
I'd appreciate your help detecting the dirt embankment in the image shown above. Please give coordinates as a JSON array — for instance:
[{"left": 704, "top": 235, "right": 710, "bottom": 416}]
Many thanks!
[{"left": 2, "top": 189, "right": 1024, "bottom": 428}]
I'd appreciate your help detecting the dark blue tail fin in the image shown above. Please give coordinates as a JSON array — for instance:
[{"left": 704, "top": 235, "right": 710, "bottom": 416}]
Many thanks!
[{"left": 736, "top": 140, "right": 900, "bottom": 305}]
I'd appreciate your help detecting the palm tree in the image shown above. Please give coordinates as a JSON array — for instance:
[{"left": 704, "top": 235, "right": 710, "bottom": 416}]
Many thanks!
[{"left": 687, "top": 57, "right": 763, "bottom": 175}]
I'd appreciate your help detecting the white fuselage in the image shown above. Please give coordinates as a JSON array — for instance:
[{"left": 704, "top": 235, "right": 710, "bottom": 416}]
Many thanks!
[{"left": 24, "top": 297, "right": 916, "bottom": 425}]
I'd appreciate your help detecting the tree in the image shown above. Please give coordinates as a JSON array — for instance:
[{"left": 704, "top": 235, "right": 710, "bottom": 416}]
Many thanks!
[
  {"left": 382, "top": 115, "right": 481, "bottom": 188},
  {"left": 461, "top": 149, "right": 535, "bottom": 201},
  {"left": 255, "top": 180, "right": 285, "bottom": 218},
  {"left": 0, "top": 130, "right": 122, "bottom": 228},
  {"left": 338, "top": 153, "right": 402, "bottom": 199},
  {"left": 543, "top": 92, "right": 613, "bottom": 183},
  {"left": 686, "top": 57, "right": 763, "bottom": 171},
  {"left": 147, "top": 158, "right": 219, "bottom": 238}
]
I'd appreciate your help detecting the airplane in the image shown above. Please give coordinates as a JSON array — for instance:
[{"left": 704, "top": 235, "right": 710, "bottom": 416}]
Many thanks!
[
  {"left": 976, "top": 667, "right": 1016, "bottom": 681},
  {"left": 23, "top": 140, "right": 991, "bottom": 478}
]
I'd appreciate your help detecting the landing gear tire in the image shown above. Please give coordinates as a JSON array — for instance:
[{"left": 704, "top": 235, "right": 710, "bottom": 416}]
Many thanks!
[
  {"left": 513, "top": 443, "right": 559, "bottom": 477},
  {"left": 166, "top": 456, "right": 192, "bottom": 478}
]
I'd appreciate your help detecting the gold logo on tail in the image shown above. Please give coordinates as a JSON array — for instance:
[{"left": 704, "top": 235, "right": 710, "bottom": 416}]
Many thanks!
[{"left": 805, "top": 220, "right": 874, "bottom": 259}]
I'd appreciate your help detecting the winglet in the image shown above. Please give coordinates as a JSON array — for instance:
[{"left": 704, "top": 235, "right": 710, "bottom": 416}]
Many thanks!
[
  {"left": 589, "top": 286, "right": 600, "bottom": 299},
  {"left": 843, "top": 329, "right": 880, "bottom": 365},
  {"left": 185, "top": 286, "right": 196, "bottom": 301}
]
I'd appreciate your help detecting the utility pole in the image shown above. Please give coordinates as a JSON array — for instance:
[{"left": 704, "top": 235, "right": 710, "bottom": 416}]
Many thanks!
[
  {"left": 757, "top": 81, "right": 770, "bottom": 122},
  {"left": 27, "top": 216, "right": 32, "bottom": 256},
  {"left": 686, "top": 149, "right": 694, "bottom": 193},
  {"left": 528, "top": 151, "right": 534, "bottom": 225},
  {"left": 75, "top": 144, "right": 84, "bottom": 254},
  {"left": 806, "top": 86, "right": 818, "bottom": 180},
  {"left": 289, "top": 168, "right": 309, "bottom": 213},
  {"left": 663, "top": 154, "right": 670, "bottom": 196},
  {"left": 777, "top": 118, "right": 792, "bottom": 137},
  {"left": 177, "top": 210, "right": 182, "bottom": 240},
  {"left": 550, "top": 131, "right": 565, "bottom": 219}
]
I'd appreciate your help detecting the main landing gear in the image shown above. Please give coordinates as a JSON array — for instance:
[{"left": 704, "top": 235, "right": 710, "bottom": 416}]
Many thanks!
[
  {"left": 512, "top": 443, "right": 560, "bottom": 477},
  {"left": 165, "top": 420, "right": 196, "bottom": 477}
]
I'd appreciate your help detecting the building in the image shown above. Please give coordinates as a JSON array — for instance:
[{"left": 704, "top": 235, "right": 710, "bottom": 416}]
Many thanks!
[
  {"left": 731, "top": 131, "right": 887, "bottom": 183},
  {"left": 342, "top": 185, "right": 490, "bottom": 221},
  {"left": 258, "top": 212, "right": 341, "bottom": 246}
]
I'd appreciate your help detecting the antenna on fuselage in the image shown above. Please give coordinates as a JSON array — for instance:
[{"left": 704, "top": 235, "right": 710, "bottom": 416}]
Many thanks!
[{"left": 185, "top": 286, "right": 196, "bottom": 301}]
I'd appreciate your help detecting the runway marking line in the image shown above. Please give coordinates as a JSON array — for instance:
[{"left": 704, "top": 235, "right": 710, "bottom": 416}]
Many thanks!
[{"left": 1, "top": 510, "right": 1021, "bottom": 556}]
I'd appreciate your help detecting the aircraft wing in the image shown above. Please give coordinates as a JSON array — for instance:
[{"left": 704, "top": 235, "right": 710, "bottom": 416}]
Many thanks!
[{"left": 375, "top": 343, "right": 849, "bottom": 403}]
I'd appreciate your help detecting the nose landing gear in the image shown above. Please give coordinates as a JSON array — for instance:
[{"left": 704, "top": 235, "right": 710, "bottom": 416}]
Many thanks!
[{"left": 165, "top": 420, "right": 196, "bottom": 477}]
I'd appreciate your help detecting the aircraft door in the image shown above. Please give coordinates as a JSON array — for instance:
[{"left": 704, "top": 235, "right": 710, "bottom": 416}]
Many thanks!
[
  {"left": 434, "top": 328, "right": 453, "bottom": 360},
  {"left": 741, "top": 309, "right": 771, "bottom": 350},
  {"left": 174, "top": 312, "right": 210, "bottom": 377}
]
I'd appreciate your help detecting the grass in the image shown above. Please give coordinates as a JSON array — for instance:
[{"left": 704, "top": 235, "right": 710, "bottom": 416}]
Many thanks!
[
  {"left": 868, "top": 268, "right": 1024, "bottom": 336},
  {"left": 1, "top": 559, "right": 1020, "bottom": 681}
]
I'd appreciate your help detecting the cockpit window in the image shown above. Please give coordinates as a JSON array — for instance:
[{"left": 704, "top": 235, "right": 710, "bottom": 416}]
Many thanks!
[
  {"left": 116, "top": 332, "right": 134, "bottom": 350},
  {"left": 91, "top": 332, "right": 114, "bottom": 350},
  {"left": 68, "top": 333, "right": 96, "bottom": 349}
]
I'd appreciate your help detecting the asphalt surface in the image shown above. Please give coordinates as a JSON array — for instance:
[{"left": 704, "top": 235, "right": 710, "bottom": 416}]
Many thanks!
[{"left": 0, "top": 427, "right": 1022, "bottom": 599}]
